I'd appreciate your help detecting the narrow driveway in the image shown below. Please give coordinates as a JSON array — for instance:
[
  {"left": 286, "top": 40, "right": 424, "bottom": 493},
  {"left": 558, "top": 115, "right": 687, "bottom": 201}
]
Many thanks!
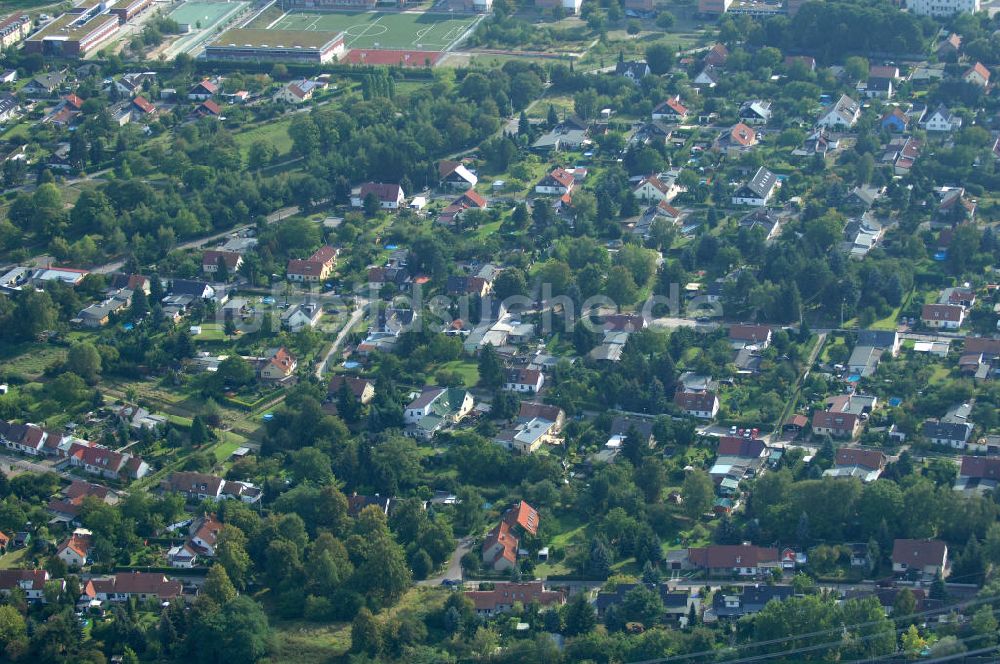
[
  {"left": 420, "top": 536, "right": 472, "bottom": 586},
  {"left": 314, "top": 298, "right": 368, "bottom": 379}
]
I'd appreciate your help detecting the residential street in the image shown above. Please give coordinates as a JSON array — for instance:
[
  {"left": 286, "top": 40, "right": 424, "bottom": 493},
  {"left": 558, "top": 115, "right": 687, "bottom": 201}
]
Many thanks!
[
  {"left": 420, "top": 537, "right": 472, "bottom": 586},
  {"left": 314, "top": 298, "right": 369, "bottom": 379}
]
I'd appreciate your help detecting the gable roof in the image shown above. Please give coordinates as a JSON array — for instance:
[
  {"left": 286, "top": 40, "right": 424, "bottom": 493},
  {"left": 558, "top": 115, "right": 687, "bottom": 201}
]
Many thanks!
[
  {"left": 892, "top": 539, "right": 946, "bottom": 568},
  {"left": 482, "top": 520, "right": 518, "bottom": 566},
  {"left": 328, "top": 375, "right": 374, "bottom": 398},
  {"left": 504, "top": 500, "right": 539, "bottom": 536},
  {"left": 729, "top": 324, "right": 771, "bottom": 342},
  {"left": 359, "top": 182, "right": 404, "bottom": 202},
  {"left": 739, "top": 167, "right": 777, "bottom": 198},
  {"left": 191, "top": 79, "right": 218, "bottom": 95},
  {"left": 132, "top": 96, "right": 155, "bottom": 114},
  {"left": 465, "top": 582, "right": 564, "bottom": 612},
  {"left": 198, "top": 100, "right": 221, "bottom": 116},
  {"left": 965, "top": 62, "right": 990, "bottom": 82},
  {"left": 654, "top": 96, "right": 687, "bottom": 116},
  {"left": 688, "top": 544, "right": 779, "bottom": 568},
  {"left": 717, "top": 436, "right": 766, "bottom": 458},
  {"left": 834, "top": 447, "right": 885, "bottom": 471},
  {"left": 674, "top": 390, "right": 718, "bottom": 412},
  {"left": 164, "top": 471, "right": 225, "bottom": 496},
  {"left": 704, "top": 43, "right": 728, "bottom": 66},
  {"left": 922, "top": 419, "right": 972, "bottom": 442},
  {"left": 922, "top": 304, "right": 963, "bottom": 322},
  {"left": 960, "top": 456, "right": 1000, "bottom": 480},
  {"left": 518, "top": 401, "right": 563, "bottom": 423},
  {"left": 266, "top": 347, "right": 296, "bottom": 373},
  {"left": 545, "top": 167, "right": 575, "bottom": 189},
  {"left": 202, "top": 250, "right": 242, "bottom": 269},
  {"left": 964, "top": 337, "right": 1000, "bottom": 357}
]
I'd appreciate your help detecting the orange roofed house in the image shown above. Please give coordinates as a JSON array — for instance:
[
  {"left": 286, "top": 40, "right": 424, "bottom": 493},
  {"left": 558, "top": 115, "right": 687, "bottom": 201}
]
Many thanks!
[
  {"left": 57, "top": 527, "right": 93, "bottom": 567},
  {"left": 259, "top": 346, "right": 297, "bottom": 381},
  {"left": 287, "top": 245, "right": 337, "bottom": 282},
  {"left": 465, "top": 581, "right": 565, "bottom": 616},
  {"left": 481, "top": 500, "right": 539, "bottom": 572}
]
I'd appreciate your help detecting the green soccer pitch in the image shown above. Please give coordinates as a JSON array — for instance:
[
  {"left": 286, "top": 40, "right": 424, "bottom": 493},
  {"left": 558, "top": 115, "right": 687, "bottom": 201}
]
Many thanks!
[{"left": 264, "top": 10, "right": 478, "bottom": 50}]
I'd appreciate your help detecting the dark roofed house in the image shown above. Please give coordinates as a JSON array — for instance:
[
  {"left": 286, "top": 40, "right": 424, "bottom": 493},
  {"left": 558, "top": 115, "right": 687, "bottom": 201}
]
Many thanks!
[
  {"left": 595, "top": 583, "right": 695, "bottom": 622},
  {"left": 609, "top": 415, "right": 656, "bottom": 448},
  {"left": 674, "top": 390, "right": 720, "bottom": 419},
  {"left": 892, "top": 539, "right": 948, "bottom": 580},
  {"left": 923, "top": 419, "right": 973, "bottom": 449},
  {"left": 955, "top": 456, "right": 1000, "bottom": 494},
  {"left": 731, "top": 167, "right": 778, "bottom": 207},
  {"left": 353, "top": 182, "right": 405, "bottom": 209},
  {"left": 712, "top": 585, "right": 793, "bottom": 619},
  {"left": 615, "top": 60, "right": 650, "bottom": 81}
]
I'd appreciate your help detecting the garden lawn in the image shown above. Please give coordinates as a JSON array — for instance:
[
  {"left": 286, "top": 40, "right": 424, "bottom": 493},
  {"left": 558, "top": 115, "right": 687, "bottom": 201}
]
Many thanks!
[
  {"left": 233, "top": 118, "right": 295, "bottom": 158},
  {"left": 437, "top": 360, "right": 479, "bottom": 387}
]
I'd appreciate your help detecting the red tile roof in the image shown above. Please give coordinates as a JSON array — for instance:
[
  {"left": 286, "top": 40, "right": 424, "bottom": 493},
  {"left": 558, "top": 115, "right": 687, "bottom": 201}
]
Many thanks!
[
  {"left": 688, "top": 544, "right": 779, "bottom": 569},
  {"left": 460, "top": 190, "right": 487, "bottom": 208},
  {"left": 504, "top": 500, "right": 539, "bottom": 536},
  {"left": 964, "top": 338, "right": 1000, "bottom": 357},
  {"left": 132, "top": 96, "right": 155, "bottom": 114},
  {"left": 922, "top": 304, "right": 963, "bottom": 322},
  {"left": 729, "top": 324, "right": 771, "bottom": 342},
  {"left": 834, "top": 447, "right": 886, "bottom": 471},
  {"left": 482, "top": 520, "right": 518, "bottom": 566},
  {"left": 546, "top": 167, "right": 575, "bottom": 189},
  {"left": 960, "top": 456, "right": 1000, "bottom": 480},
  {"left": 812, "top": 410, "right": 859, "bottom": 431},
  {"left": 717, "top": 436, "right": 766, "bottom": 458},
  {"left": 728, "top": 122, "right": 756, "bottom": 147},
  {"left": 198, "top": 100, "right": 221, "bottom": 115},
  {"left": 465, "top": 582, "right": 565, "bottom": 612},
  {"left": 965, "top": 62, "right": 990, "bottom": 82},
  {"left": 64, "top": 93, "right": 84, "bottom": 109}
]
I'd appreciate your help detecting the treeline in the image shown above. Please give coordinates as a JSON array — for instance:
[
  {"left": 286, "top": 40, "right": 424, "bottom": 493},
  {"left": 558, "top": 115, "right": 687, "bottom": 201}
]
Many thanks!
[{"left": 745, "top": 0, "right": 937, "bottom": 61}]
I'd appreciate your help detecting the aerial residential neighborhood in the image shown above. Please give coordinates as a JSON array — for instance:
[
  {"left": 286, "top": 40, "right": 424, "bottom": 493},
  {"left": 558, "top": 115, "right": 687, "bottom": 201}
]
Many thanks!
[{"left": 0, "top": 0, "right": 996, "bottom": 661}]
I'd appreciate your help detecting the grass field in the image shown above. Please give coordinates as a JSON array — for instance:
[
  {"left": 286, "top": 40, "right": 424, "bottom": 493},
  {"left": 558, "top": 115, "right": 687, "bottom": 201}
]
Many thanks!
[
  {"left": 233, "top": 118, "right": 294, "bottom": 158},
  {"left": 169, "top": 0, "right": 243, "bottom": 28},
  {"left": 262, "top": 10, "right": 477, "bottom": 50}
]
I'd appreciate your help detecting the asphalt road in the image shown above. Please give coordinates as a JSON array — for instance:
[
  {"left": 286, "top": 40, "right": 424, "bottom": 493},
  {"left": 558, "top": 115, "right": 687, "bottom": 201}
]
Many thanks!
[
  {"left": 0, "top": 451, "right": 74, "bottom": 480},
  {"left": 420, "top": 536, "right": 472, "bottom": 586}
]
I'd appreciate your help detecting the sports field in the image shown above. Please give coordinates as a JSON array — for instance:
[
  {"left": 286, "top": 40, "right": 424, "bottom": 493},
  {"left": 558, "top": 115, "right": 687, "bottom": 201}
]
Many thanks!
[
  {"left": 261, "top": 10, "right": 478, "bottom": 50},
  {"left": 169, "top": 0, "right": 243, "bottom": 28}
]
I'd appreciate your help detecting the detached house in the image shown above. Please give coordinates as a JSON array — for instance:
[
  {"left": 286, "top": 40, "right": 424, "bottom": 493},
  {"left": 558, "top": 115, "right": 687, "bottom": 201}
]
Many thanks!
[
  {"left": 732, "top": 167, "right": 778, "bottom": 207},
  {"left": 328, "top": 375, "right": 375, "bottom": 404},
  {"left": 481, "top": 501, "right": 539, "bottom": 571},
  {"left": 738, "top": 100, "right": 772, "bottom": 125},
  {"left": 403, "top": 387, "right": 474, "bottom": 439},
  {"left": 687, "top": 544, "right": 780, "bottom": 577},
  {"left": 816, "top": 94, "right": 861, "bottom": 129},
  {"left": 716, "top": 122, "right": 757, "bottom": 157},
  {"left": 504, "top": 368, "right": 544, "bottom": 394},
  {"left": 535, "top": 167, "right": 575, "bottom": 195},
  {"left": 280, "top": 302, "right": 322, "bottom": 333},
  {"left": 924, "top": 106, "right": 962, "bottom": 132},
  {"left": 923, "top": 419, "right": 973, "bottom": 449},
  {"left": 921, "top": 304, "right": 964, "bottom": 330},
  {"left": 651, "top": 96, "right": 688, "bottom": 122},
  {"left": 823, "top": 447, "right": 886, "bottom": 482},
  {"left": 352, "top": 182, "right": 405, "bottom": 209},
  {"left": 202, "top": 250, "right": 243, "bottom": 275},
  {"left": 729, "top": 324, "right": 771, "bottom": 349},
  {"left": 955, "top": 456, "right": 1000, "bottom": 494},
  {"left": 812, "top": 410, "right": 860, "bottom": 439},
  {"left": 963, "top": 62, "right": 990, "bottom": 88},
  {"left": 880, "top": 107, "right": 910, "bottom": 133},
  {"left": 674, "top": 390, "right": 720, "bottom": 419},
  {"left": 438, "top": 159, "right": 478, "bottom": 189},
  {"left": 615, "top": 60, "right": 650, "bottom": 82},
  {"left": 162, "top": 471, "right": 262, "bottom": 504},
  {"left": 632, "top": 174, "right": 679, "bottom": 203},
  {"left": 57, "top": 528, "right": 92, "bottom": 567},
  {"left": 188, "top": 79, "right": 218, "bottom": 101},
  {"left": 287, "top": 245, "right": 336, "bottom": 282},
  {"left": 892, "top": 539, "right": 948, "bottom": 581}
]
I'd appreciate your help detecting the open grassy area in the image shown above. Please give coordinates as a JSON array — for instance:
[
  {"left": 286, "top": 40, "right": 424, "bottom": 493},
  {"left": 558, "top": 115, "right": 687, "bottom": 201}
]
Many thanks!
[
  {"left": 233, "top": 118, "right": 294, "bottom": 158},
  {"left": 2, "top": 343, "right": 67, "bottom": 379},
  {"left": 267, "top": 621, "right": 351, "bottom": 664},
  {"left": 0, "top": 547, "right": 30, "bottom": 570},
  {"left": 437, "top": 360, "right": 479, "bottom": 387},
  {"left": 193, "top": 322, "right": 226, "bottom": 341}
]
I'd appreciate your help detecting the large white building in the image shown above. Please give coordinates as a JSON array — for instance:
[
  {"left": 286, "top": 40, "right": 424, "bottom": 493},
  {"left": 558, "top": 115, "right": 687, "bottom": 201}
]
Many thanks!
[{"left": 907, "top": 0, "right": 978, "bottom": 16}]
